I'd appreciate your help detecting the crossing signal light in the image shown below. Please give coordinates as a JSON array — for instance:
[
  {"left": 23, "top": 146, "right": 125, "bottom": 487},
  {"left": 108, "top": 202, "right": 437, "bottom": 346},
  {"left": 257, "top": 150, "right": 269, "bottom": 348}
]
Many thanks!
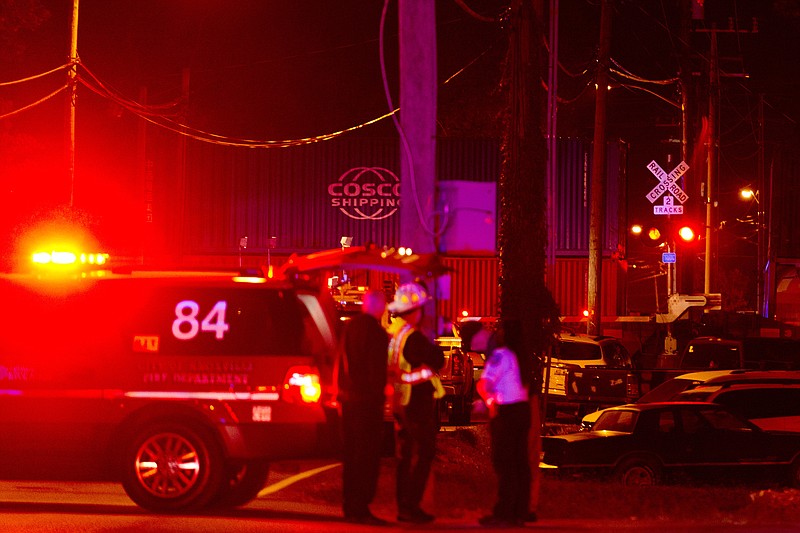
[
  {"left": 677, "top": 225, "right": 696, "bottom": 242},
  {"left": 638, "top": 225, "right": 667, "bottom": 247},
  {"left": 633, "top": 222, "right": 700, "bottom": 247}
]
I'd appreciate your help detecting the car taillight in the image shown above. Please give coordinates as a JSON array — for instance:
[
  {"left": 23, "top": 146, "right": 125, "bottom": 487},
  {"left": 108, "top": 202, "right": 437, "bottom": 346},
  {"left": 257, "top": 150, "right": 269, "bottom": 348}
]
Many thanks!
[
  {"left": 282, "top": 366, "right": 322, "bottom": 404},
  {"left": 451, "top": 348, "right": 465, "bottom": 376}
]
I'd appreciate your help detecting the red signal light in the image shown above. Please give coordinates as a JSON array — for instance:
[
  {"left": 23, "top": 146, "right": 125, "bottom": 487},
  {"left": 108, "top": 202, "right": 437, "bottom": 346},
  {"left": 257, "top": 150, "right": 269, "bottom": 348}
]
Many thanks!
[{"left": 678, "top": 225, "right": 697, "bottom": 242}]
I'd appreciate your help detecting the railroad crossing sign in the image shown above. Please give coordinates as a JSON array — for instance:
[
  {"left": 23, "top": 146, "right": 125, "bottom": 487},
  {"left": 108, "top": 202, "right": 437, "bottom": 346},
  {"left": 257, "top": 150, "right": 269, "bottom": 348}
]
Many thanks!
[{"left": 646, "top": 160, "right": 689, "bottom": 215}]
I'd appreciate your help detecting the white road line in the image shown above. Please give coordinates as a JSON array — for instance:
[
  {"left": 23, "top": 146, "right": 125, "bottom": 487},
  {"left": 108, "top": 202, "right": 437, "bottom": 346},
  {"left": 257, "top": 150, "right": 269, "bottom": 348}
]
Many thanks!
[{"left": 258, "top": 463, "right": 342, "bottom": 497}]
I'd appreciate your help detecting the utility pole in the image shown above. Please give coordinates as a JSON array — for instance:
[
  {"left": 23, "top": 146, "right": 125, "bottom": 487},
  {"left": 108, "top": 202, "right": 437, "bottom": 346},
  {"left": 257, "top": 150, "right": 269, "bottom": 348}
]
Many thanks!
[
  {"left": 68, "top": 0, "right": 79, "bottom": 208},
  {"left": 398, "top": 0, "right": 437, "bottom": 256},
  {"left": 678, "top": 0, "right": 694, "bottom": 294},
  {"left": 757, "top": 93, "right": 765, "bottom": 315},
  {"left": 545, "top": 0, "right": 559, "bottom": 293},
  {"left": 587, "top": 0, "right": 612, "bottom": 336},
  {"left": 703, "top": 28, "right": 718, "bottom": 295},
  {"left": 696, "top": 18, "right": 756, "bottom": 297}
]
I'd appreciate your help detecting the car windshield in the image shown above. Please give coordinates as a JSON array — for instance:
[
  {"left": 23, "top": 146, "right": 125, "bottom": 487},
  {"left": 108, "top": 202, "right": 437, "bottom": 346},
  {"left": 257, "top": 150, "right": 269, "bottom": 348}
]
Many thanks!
[
  {"left": 557, "top": 340, "right": 601, "bottom": 361},
  {"left": 593, "top": 409, "right": 638, "bottom": 432},
  {"left": 675, "top": 389, "right": 715, "bottom": 402},
  {"left": 681, "top": 343, "right": 739, "bottom": 369},
  {"left": 638, "top": 378, "right": 699, "bottom": 403}
]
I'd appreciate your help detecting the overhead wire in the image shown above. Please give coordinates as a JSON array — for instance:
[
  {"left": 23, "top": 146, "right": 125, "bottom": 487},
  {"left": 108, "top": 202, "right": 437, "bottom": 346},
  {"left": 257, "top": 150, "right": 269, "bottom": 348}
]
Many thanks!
[
  {"left": 80, "top": 68, "right": 399, "bottom": 147},
  {"left": 0, "top": 85, "right": 68, "bottom": 120},
  {"left": 79, "top": 62, "right": 183, "bottom": 115},
  {"left": 0, "top": 63, "right": 72, "bottom": 120},
  {"left": 0, "top": 62, "right": 71, "bottom": 87}
]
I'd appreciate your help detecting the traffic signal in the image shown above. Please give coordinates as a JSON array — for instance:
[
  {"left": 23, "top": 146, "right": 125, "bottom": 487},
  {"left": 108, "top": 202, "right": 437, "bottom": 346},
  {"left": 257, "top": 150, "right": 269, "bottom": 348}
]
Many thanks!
[
  {"left": 633, "top": 224, "right": 667, "bottom": 247},
  {"left": 677, "top": 224, "right": 697, "bottom": 243},
  {"left": 632, "top": 221, "right": 700, "bottom": 247}
]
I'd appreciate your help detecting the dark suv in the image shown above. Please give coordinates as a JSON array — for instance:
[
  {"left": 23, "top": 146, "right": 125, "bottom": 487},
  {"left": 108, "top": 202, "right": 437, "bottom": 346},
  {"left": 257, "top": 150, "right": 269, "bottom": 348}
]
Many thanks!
[
  {"left": 0, "top": 254, "right": 340, "bottom": 512},
  {"left": 679, "top": 336, "right": 800, "bottom": 370}
]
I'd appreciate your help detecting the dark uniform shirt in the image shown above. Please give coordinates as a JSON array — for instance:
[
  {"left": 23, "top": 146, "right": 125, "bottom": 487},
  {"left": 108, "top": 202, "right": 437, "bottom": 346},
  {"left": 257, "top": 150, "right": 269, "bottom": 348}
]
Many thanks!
[
  {"left": 339, "top": 313, "right": 389, "bottom": 403},
  {"left": 401, "top": 330, "right": 444, "bottom": 405}
]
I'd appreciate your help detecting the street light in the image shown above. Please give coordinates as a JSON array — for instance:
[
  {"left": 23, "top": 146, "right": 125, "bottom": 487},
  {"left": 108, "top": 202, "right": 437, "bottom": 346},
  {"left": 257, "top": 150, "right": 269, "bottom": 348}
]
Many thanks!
[{"left": 739, "top": 187, "right": 763, "bottom": 314}]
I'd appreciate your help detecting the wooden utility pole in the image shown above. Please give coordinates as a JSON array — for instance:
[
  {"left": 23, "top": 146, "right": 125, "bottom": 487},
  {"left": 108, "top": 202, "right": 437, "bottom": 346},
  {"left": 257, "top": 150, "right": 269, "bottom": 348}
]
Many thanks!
[
  {"left": 68, "top": 0, "right": 79, "bottom": 207},
  {"left": 704, "top": 28, "right": 718, "bottom": 294},
  {"left": 587, "top": 0, "right": 612, "bottom": 335},
  {"left": 500, "top": 0, "right": 559, "bottom": 517}
]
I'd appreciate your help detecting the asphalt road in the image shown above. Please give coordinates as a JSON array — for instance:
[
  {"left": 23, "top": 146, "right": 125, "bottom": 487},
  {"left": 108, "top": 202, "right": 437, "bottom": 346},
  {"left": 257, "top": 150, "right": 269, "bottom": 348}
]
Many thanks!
[{"left": 0, "top": 476, "right": 798, "bottom": 533}]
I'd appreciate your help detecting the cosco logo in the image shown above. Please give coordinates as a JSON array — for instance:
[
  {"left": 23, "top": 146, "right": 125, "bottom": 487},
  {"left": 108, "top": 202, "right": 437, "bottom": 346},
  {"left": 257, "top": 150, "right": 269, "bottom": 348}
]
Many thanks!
[
  {"left": 327, "top": 167, "right": 401, "bottom": 220},
  {"left": 172, "top": 300, "right": 230, "bottom": 340}
]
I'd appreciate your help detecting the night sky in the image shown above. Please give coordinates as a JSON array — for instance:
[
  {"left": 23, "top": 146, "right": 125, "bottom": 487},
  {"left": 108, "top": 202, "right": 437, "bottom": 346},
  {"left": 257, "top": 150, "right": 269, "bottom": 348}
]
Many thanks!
[
  {"left": 1, "top": 0, "right": 799, "bottom": 269},
  {"left": 3, "top": 1, "right": 798, "bottom": 157}
]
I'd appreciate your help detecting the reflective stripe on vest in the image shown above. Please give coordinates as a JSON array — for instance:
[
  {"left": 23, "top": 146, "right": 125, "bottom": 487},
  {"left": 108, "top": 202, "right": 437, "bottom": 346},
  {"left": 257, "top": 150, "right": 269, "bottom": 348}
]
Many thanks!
[{"left": 388, "top": 320, "right": 445, "bottom": 405}]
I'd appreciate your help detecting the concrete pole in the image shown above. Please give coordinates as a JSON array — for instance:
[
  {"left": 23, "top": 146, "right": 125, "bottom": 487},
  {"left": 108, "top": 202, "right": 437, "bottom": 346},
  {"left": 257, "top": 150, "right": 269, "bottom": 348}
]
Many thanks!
[{"left": 399, "top": 0, "right": 437, "bottom": 255}]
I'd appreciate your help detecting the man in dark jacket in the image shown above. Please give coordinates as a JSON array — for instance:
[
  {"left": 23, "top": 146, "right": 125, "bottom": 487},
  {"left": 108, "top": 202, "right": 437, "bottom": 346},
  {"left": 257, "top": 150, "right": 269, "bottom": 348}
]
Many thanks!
[{"left": 339, "top": 289, "right": 390, "bottom": 526}]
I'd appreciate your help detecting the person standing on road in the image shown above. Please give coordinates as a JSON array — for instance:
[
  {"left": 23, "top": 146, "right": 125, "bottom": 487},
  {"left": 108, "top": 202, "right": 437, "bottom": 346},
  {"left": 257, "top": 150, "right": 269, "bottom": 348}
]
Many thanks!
[
  {"left": 387, "top": 281, "right": 445, "bottom": 524},
  {"left": 339, "top": 289, "right": 390, "bottom": 526},
  {"left": 471, "top": 322, "right": 531, "bottom": 528}
]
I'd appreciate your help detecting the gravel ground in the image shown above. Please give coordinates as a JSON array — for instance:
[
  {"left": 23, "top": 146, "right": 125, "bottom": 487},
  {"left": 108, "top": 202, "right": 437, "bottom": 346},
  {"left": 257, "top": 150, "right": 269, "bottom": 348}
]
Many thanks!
[{"left": 269, "top": 424, "right": 800, "bottom": 526}]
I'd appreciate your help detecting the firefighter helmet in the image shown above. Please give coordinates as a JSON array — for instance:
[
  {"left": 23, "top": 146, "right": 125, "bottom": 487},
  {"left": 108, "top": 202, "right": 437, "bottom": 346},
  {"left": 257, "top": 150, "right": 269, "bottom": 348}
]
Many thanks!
[{"left": 388, "top": 281, "right": 431, "bottom": 315}]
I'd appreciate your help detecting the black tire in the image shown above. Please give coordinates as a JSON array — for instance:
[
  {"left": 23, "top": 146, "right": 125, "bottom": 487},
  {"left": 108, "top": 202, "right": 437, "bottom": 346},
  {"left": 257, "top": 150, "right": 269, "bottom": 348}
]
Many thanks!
[
  {"left": 212, "top": 460, "right": 270, "bottom": 508},
  {"left": 120, "top": 422, "right": 225, "bottom": 512},
  {"left": 790, "top": 457, "right": 800, "bottom": 488},
  {"left": 449, "top": 395, "right": 472, "bottom": 426},
  {"left": 614, "top": 456, "right": 662, "bottom": 486}
]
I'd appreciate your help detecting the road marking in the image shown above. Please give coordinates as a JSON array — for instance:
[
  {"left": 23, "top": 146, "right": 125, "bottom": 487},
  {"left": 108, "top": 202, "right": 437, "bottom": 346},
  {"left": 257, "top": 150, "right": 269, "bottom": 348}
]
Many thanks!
[{"left": 258, "top": 462, "right": 342, "bottom": 497}]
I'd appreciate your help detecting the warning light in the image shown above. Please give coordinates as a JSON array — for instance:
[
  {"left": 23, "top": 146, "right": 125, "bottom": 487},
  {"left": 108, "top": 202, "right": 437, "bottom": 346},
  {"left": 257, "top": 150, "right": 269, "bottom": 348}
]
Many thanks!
[
  {"left": 678, "top": 225, "right": 696, "bottom": 242},
  {"left": 32, "top": 250, "right": 109, "bottom": 267},
  {"left": 582, "top": 309, "right": 590, "bottom": 317},
  {"left": 461, "top": 309, "right": 470, "bottom": 317}
]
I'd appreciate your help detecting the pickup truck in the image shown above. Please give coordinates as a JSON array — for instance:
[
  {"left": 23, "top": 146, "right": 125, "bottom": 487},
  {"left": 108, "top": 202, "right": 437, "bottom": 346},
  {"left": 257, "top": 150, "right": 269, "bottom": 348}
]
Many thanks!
[
  {"left": 564, "top": 335, "right": 800, "bottom": 415},
  {"left": 543, "top": 333, "right": 635, "bottom": 417},
  {"left": 435, "top": 335, "right": 476, "bottom": 425}
]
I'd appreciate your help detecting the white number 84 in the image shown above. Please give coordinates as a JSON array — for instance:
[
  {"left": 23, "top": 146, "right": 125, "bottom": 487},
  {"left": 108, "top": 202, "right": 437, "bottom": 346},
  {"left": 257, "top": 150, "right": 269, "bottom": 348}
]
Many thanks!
[{"left": 172, "top": 300, "right": 230, "bottom": 340}]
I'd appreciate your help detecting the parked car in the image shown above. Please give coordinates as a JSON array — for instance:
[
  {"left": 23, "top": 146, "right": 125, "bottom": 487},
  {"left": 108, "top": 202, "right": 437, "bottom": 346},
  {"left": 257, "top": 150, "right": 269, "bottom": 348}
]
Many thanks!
[
  {"left": 580, "top": 369, "right": 800, "bottom": 430},
  {"left": 579, "top": 369, "right": 741, "bottom": 430},
  {"left": 675, "top": 372, "right": 800, "bottom": 433},
  {"left": 541, "top": 402, "right": 800, "bottom": 487}
]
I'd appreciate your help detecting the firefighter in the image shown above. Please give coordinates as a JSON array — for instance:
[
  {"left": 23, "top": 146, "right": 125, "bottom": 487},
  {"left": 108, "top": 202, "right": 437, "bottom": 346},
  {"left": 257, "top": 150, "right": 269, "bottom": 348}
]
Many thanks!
[{"left": 387, "top": 281, "right": 445, "bottom": 524}]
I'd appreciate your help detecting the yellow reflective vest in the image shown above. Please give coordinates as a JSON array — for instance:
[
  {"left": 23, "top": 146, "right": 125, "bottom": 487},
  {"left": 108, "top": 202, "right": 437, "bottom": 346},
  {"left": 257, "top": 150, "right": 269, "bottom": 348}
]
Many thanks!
[{"left": 388, "top": 319, "right": 445, "bottom": 407}]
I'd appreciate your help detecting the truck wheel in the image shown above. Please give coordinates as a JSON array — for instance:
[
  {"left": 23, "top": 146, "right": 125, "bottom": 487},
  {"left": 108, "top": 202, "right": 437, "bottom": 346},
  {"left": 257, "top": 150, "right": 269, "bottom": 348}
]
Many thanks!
[
  {"left": 120, "top": 422, "right": 224, "bottom": 512},
  {"left": 615, "top": 456, "right": 661, "bottom": 486},
  {"left": 449, "top": 396, "right": 472, "bottom": 426},
  {"left": 212, "top": 460, "right": 270, "bottom": 508},
  {"left": 790, "top": 457, "right": 800, "bottom": 488}
]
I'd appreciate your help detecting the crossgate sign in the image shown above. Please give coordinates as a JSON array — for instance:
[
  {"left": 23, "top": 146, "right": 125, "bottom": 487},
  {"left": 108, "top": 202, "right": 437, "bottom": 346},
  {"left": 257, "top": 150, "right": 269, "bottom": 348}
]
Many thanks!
[{"left": 646, "top": 160, "right": 689, "bottom": 216}]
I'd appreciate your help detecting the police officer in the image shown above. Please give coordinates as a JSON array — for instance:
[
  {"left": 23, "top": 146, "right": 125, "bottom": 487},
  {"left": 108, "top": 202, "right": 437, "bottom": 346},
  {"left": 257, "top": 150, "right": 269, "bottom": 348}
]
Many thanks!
[
  {"left": 472, "top": 323, "right": 531, "bottom": 528},
  {"left": 387, "top": 282, "right": 444, "bottom": 524}
]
